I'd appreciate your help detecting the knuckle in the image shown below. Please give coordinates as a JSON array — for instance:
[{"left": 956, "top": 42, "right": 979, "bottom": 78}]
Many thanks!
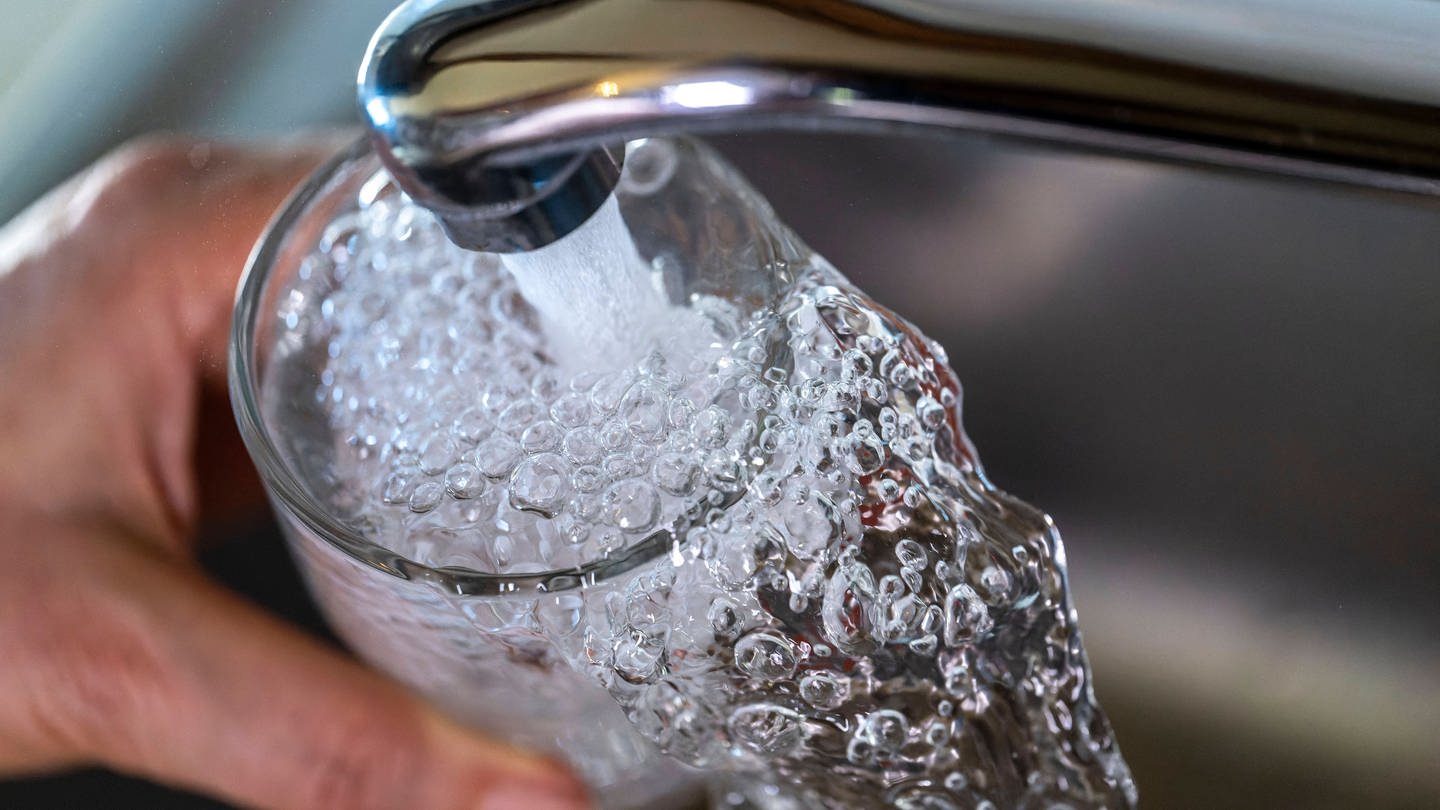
[{"left": 83, "top": 135, "right": 202, "bottom": 214}]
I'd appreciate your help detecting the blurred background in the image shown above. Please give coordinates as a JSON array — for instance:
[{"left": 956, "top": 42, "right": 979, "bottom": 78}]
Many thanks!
[{"left": 2, "top": 1, "right": 1437, "bottom": 808}]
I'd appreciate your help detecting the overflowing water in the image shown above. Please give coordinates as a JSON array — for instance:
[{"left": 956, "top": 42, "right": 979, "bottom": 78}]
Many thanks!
[{"left": 267, "top": 138, "right": 1136, "bottom": 809}]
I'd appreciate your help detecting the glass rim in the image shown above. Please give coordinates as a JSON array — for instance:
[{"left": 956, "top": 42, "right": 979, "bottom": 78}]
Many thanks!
[{"left": 228, "top": 137, "right": 743, "bottom": 598}]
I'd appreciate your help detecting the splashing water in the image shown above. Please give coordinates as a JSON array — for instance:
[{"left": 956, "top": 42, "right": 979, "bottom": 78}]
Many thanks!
[{"left": 267, "top": 138, "right": 1136, "bottom": 809}]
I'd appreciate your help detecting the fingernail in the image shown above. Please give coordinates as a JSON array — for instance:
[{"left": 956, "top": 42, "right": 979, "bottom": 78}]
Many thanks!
[{"left": 477, "top": 781, "right": 590, "bottom": 810}]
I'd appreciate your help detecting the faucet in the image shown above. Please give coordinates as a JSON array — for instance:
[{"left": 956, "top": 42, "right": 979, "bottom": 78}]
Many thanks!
[{"left": 359, "top": 0, "right": 1440, "bottom": 253}]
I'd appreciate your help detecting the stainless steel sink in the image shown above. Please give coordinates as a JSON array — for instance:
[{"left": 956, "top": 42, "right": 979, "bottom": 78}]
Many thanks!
[{"left": 711, "top": 131, "right": 1440, "bottom": 809}]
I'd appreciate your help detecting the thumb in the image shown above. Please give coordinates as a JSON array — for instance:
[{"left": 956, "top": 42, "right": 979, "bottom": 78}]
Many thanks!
[{"left": 21, "top": 530, "right": 591, "bottom": 810}]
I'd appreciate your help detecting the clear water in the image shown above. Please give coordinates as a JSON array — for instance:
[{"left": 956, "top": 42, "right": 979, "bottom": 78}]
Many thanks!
[{"left": 269, "top": 142, "right": 1136, "bottom": 809}]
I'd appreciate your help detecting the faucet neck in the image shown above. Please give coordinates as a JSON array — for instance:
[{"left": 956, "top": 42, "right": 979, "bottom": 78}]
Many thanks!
[{"left": 361, "top": 0, "right": 1440, "bottom": 252}]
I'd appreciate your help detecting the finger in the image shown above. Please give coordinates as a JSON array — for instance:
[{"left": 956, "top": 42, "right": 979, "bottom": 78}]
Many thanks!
[
  {"left": 13, "top": 525, "right": 590, "bottom": 810},
  {"left": 130, "top": 136, "right": 355, "bottom": 531}
]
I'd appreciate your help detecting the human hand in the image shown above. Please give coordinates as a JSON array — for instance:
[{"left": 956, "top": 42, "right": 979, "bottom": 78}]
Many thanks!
[{"left": 0, "top": 137, "right": 591, "bottom": 810}]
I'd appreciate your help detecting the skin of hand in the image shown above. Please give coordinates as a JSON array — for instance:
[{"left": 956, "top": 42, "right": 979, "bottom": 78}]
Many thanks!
[{"left": 0, "top": 136, "right": 591, "bottom": 810}]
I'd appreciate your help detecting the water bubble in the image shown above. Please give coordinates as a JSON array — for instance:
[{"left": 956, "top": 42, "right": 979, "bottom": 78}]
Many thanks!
[
  {"left": 917, "top": 395, "right": 947, "bottom": 432},
  {"left": 612, "top": 628, "right": 666, "bottom": 684},
  {"left": 943, "top": 583, "right": 993, "bottom": 646},
  {"left": 980, "top": 565, "right": 1012, "bottom": 599},
  {"left": 417, "top": 437, "right": 458, "bottom": 475},
  {"left": 877, "top": 478, "right": 903, "bottom": 502},
  {"left": 496, "top": 399, "right": 544, "bottom": 434},
  {"left": 381, "top": 472, "right": 413, "bottom": 504},
  {"left": 473, "top": 434, "right": 521, "bottom": 478},
  {"left": 590, "top": 371, "right": 634, "bottom": 413},
  {"left": 606, "top": 479, "right": 661, "bottom": 533},
  {"left": 822, "top": 563, "right": 879, "bottom": 656},
  {"left": 443, "top": 462, "right": 485, "bottom": 499},
  {"left": 408, "top": 481, "right": 443, "bottom": 513},
  {"left": 896, "top": 539, "right": 928, "bottom": 569},
  {"left": 653, "top": 451, "right": 699, "bottom": 496},
  {"left": 708, "top": 597, "right": 745, "bottom": 640},
  {"left": 693, "top": 405, "right": 731, "bottom": 447},
  {"left": 841, "top": 348, "right": 873, "bottom": 379},
  {"left": 452, "top": 406, "right": 491, "bottom": 443},
  {"left": 727, "top": 704, "right": 804, "bottom": 755},
  {"left": 550, "top": 391, "right": 591, "bottom": 428},
  {"left": 908, "top": 634, "right": 939, "bottom": 656},
  {"left": 667, "top": 395, "right": 697, "bottom": 429},
  {"left": 520, "top": 421, "right": 564, "bottom": 454},
  {"left": 860, "top": 709, "right": 909, "bottom": 753},
  {"left": 621, "top": 382, "right": 668, "bottom": 442},
  {"left": 846, "top": 735, "right": 875, "bottom": 765},
  {"left": 734, "top": 630, "right": 799, "bottom": 681},
  {"left": 562, "top": 425, "right": 603, "bottom": 465},
  {"left": 878, "top": 574, "right": 907, "bottom": 603},
  {"left": 846, "top": 433, "right": 888, "bottom": 476},
  {"left": 900, "top": 566, "right": 925, "bottom": 594},
  {"left": 599, "top": 418, "right": 632, "bottom": 453},
  {"left": 799, "top": 671, "right": 850, "bottom": 709},
  {"left": 750, "top": 471, "right": 786, "bottom": 505},
  {"left": 509, "top": 454, "right": 571, "bottom": 516},
  {"left": 703, "top": 529, "right": 761, "bottom": 590},
  {"left": 781, "top": 496, "right": 836, "bottom": 560},
  {"left": 571, "top": 465, "right": 605, "bottom": 493}
]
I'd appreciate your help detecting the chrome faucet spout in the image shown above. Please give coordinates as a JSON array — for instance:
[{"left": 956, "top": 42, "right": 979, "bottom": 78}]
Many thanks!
[{"left": 360, "top": 0, "right": 1440, "bottom": 252}]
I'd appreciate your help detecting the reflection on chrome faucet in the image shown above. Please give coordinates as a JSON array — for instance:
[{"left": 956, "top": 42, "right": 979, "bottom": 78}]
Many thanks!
[{"left": 360, "top": 0, "right": 1440, "bottom": 253}]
